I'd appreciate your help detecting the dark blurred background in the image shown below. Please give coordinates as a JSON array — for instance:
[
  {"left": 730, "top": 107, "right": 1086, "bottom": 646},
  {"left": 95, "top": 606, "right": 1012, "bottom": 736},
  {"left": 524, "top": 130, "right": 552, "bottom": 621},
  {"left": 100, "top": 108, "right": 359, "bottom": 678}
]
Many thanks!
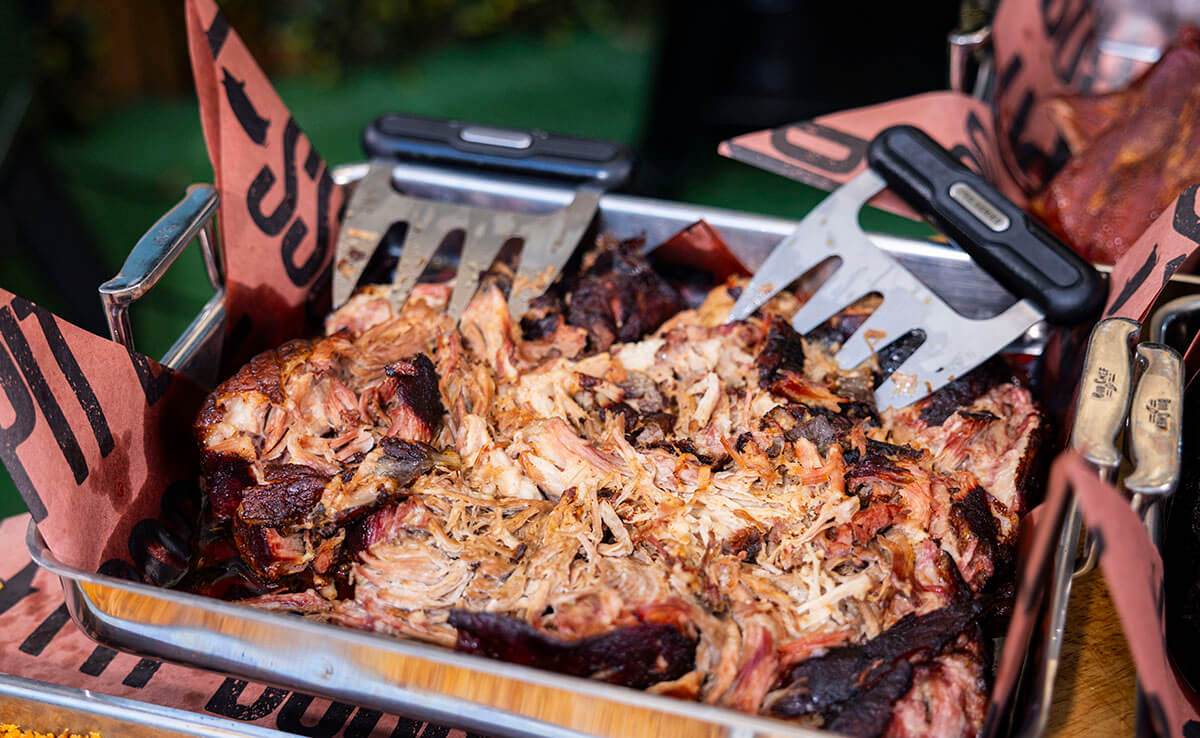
[{"left": 0, "top": 0, "right": 962, "bottom": 517}]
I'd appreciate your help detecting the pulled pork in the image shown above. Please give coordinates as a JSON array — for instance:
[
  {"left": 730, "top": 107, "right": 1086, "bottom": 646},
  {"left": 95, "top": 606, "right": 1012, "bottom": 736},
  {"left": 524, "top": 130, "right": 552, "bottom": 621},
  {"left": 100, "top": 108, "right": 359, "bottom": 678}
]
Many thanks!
[{"left": 192, "top": 237, "right": 1038, "bottom": 737}]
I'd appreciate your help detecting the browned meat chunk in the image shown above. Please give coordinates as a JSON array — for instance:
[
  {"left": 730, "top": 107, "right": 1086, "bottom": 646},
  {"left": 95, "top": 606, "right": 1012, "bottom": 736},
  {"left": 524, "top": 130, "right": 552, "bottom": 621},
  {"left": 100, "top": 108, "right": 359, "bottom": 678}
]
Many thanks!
[
  {"left": 565, "top": 237, "right": 684, "bottom": 351},
  {"left": 766, "top": 598, "right": 988, "bottom": 736},
  {"left": 449, "top": 610, "right": 695, "bottom": 689},
  {"left": 380, "top": 353, "right": 444, "bottom": 442},
  {"left": 200, "top": 451, "right": 255, "bottom": 520},
  {"left": 238, "top": 464, "right": 330, "bottom": 526},
  {"left": 756, "top": 315, "right": 807, "bottom": 389},
  {"left": 232, "top": 518, "right": 311, "bottom": 582}
]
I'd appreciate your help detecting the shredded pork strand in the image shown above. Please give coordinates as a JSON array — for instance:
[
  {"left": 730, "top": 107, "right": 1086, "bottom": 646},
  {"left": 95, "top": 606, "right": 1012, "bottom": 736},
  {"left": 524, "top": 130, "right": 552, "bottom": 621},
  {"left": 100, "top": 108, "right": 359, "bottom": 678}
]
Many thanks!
[{"left": 193, "top": 242, "right": 1038, "bottom": 737}]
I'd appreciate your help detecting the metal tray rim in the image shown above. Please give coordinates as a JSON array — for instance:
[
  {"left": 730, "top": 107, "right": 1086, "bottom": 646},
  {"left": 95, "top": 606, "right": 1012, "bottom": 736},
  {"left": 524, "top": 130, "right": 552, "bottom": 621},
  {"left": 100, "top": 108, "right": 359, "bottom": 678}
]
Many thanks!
[{"left": 26, "top": 520, "right": 836, "bottom": 738}]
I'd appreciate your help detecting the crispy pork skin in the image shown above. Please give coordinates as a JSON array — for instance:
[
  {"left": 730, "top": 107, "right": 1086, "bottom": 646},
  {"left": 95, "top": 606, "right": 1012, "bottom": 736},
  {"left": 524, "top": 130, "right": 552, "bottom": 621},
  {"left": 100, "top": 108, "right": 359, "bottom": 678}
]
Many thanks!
[{"left": 197, "top": 239, "right": 1039, "bottom": 736}]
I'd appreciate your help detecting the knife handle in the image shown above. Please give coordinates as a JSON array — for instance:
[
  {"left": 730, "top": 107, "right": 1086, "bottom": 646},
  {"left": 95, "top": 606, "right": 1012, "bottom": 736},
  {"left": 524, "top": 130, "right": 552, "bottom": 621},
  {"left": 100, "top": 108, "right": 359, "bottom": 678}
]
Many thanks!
[
  {"left": 866, "top": 125, "right": 1104, "bottom": 324},
  {"left": 1069, "top": 317, "right": 1140, "bottom": 472},
  {"left": 1125, "top": 342, "right": 1184, "bottom": 496},
  {"left": 363, "top": 113, "right": 633, "bottom": 189}
]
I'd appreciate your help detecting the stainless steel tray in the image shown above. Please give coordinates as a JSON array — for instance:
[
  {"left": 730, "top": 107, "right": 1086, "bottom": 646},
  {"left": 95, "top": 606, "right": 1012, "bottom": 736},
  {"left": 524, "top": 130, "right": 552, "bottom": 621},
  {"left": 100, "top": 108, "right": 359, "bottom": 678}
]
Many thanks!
[
  {"left": 0, "top": 672, "right": 287, "bottom": 737},
  {"left": 34, "top": 162, "right": 1200, "bottom": 738}
]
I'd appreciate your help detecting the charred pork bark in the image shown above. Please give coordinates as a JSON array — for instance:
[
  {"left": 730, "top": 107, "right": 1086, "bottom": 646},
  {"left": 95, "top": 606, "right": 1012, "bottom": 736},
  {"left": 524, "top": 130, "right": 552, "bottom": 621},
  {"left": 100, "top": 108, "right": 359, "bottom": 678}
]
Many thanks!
[
  {"left": 565, "top": 238, "right": 684, "bottom": 352},
  {"left": 756, "top": 316, "right": 807, "bottom": 390},
  {"left": 382, "top": 353, "right": 445, "bottom": 442},
  {"left": 448, "top": 610, "right": 695, "bottom": 689},
  {"left": 200, "top": 451, "right": 256, "bottom": 520},
  {"left": 519, "top": 292, "right": 564, "bottom": 341},
  {"left": 767, "top": 403, "right": 855, "bottom": 454},
  {"left": 238, "top": 464, "right": 330, "bottom": 526},
  {"left": 767, "top": 598, "right": 988, "bottom": 735},
  {"left": 916, "top": 358, "right": 1011, "bottom": 426},
  {"left": 845, "top": 440, "right": 922, "bottom": 493},
  {"left": 232, "top": 518, "right": 311, "bottom": 582},
  {"left": 950, "top": 487, "right": 999, "bottom": 550},
  {"left": 947, "top": 486, "right": 1005, "bottom": 592},
  {"left": 829, "top": 661, "right": 915, "bottom": 737},
  {"left": 755, "top": 316, "right": 856, "bottom": 404},
  {"left": 722, "top": 528, "right": 764, "bottom": 563},
  {"left": 378, "top": 438, "right": 437, "bottom": 481}
]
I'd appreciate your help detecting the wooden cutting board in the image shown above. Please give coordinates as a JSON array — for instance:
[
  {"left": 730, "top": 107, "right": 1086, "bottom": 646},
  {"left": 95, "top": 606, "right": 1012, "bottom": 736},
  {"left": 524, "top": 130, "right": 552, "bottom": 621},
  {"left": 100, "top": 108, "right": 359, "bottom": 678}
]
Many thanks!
[{"left": 1046, "top": 568, "right": 1137, "bottom": 736}]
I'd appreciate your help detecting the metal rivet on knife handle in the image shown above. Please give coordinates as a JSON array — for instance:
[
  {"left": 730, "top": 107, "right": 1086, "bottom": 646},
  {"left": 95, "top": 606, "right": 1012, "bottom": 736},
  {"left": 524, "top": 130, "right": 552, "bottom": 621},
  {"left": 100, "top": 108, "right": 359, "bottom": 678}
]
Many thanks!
[
  {"left": 1069, "top": 317, "right": 1140, "bottom": 475},
  {"left": 1125, "top": 342, "right": 1184, "bottom": 497}
]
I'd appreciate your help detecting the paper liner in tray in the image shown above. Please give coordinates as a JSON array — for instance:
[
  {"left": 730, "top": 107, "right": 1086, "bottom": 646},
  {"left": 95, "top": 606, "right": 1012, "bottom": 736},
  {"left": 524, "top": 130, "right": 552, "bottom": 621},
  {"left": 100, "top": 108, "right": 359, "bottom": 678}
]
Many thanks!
[
  {"left": 0, "top": 290, "right": 205, "bottom": 574},
  {"left": 0, "top": 0, "right": 1199, "bottom": 734}
]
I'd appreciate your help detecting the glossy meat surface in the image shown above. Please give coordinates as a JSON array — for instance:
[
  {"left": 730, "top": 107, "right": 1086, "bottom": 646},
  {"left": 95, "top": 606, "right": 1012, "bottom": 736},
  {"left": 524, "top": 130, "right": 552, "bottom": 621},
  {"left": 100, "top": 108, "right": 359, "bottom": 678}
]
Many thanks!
[{"left": 1033, "top": 25, "right": 1200, "bottom": 264}]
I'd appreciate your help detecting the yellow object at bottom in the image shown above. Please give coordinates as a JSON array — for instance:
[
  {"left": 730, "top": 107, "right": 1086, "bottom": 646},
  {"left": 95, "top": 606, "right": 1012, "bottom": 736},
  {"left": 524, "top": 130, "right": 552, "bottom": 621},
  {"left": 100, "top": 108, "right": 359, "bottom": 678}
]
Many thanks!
[{"left": 0, "top": 724, "right": 101, "bottom": 738}]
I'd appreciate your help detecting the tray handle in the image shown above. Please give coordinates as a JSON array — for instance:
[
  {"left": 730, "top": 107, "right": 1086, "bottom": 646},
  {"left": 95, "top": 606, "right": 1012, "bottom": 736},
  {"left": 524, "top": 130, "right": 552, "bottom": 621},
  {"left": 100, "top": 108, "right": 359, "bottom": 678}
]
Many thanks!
[{"left": 98, "top": 185, "right": 222, "bottom": 354}]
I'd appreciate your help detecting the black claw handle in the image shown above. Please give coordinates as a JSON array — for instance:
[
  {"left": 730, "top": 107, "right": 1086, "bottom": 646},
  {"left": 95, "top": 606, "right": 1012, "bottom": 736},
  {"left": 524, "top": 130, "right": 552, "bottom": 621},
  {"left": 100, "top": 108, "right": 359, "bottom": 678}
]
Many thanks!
[
  {"left": 867, "top": 125, "right": 1104, "bottom": 324},
  {"left": 362, "top": 113, "right": 632, "bottom": 189}
]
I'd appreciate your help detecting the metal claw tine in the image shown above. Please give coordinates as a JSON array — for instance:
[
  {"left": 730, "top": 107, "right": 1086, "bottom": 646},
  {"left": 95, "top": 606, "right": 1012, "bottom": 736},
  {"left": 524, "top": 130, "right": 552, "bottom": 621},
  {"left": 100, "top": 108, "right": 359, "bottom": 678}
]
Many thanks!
[
  {"left": 872, "top": 342, "right": 943, "bottom": 411},
  {"left": 729, "top": 246, "right": 838, "bottom": 324},
  {"left": 506, "top": 218, "right": 559, "bottom": 317},
  {"left": 789, "top": 218, "right": 916, "bottom": 336},
  {"left": 548, "top": 186, "right": 601, "bottom": 257},
  {"left": 337, "top": 161, "right": 604, "bottom": 317},
  {"left": 871, "top": 299, "right": 1041, "bottom": 410},
  {"left": 447, "top": 214, "right": 511, "bottom": 320},
  {"left": 836, "top": 293, "right": 924, "bottom": 369},
  {"left": 390, "top": 202, "right": 463, "bottom": 301},
  {"left": 789, "top": 264, "right": 877, "bottom": 335},
  {"left": 727, "top": 169, "right": 888, "bottom": 324}
]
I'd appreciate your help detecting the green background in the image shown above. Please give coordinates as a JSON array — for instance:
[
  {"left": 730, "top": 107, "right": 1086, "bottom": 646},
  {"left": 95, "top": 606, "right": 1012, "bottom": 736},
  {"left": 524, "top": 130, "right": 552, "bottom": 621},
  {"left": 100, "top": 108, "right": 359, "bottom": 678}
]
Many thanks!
[{"left": 0, "top": 27, "right": 929, "bottom": 519}]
